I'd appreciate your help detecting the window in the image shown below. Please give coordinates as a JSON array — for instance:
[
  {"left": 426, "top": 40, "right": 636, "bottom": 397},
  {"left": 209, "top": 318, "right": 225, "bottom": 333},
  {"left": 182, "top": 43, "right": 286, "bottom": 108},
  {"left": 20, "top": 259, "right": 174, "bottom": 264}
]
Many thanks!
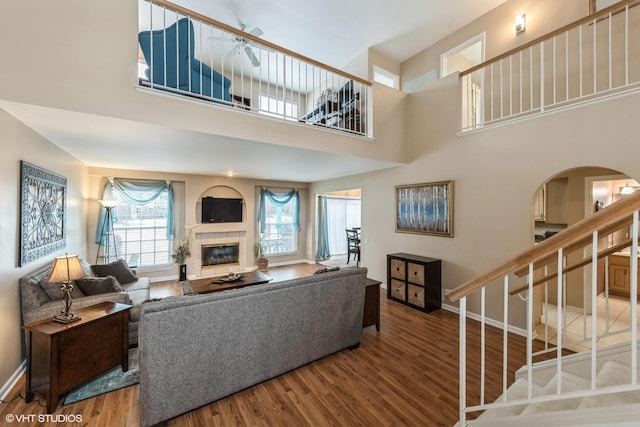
[
  {"left": 110, "top": 188, "right": 172, "bottom": 268},
  {"left": 258, "top": 188, "right": 300, "bottom": 256},
  {"left": 261, "top": 195, "right": 298, "bottom": 256},
  {"left": 373, "top": 66, "right": 399, "bottom": 89},
  {"left": 259, "top": 94, "right": 298, "bottom": 120}
]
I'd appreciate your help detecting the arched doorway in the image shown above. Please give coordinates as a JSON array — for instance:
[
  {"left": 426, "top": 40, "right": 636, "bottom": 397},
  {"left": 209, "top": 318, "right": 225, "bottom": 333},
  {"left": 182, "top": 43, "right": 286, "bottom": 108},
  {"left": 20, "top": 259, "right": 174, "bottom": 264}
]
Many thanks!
[{"left": 531, "top": 167, "right": 638, "bottom": 348}]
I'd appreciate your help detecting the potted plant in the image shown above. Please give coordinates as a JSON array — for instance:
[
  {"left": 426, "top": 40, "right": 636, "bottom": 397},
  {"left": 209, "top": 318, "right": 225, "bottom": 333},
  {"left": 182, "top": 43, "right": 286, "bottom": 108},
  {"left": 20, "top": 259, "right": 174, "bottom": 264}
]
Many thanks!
[
  {"left": 253, "top": 237, "right": 268, "bottom": 271},
  {"left": 173, "top": 229, "right": 192, "bottom": 281}
]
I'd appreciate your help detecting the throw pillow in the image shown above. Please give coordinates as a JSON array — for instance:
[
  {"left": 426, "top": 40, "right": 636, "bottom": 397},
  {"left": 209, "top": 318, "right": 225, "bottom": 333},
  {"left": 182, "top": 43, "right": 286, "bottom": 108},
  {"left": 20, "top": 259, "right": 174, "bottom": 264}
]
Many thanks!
[
  {"left": 90, "top": 259, "right": 138, "bottom": 285},
  {"left": 40, "top": 281, "right": 86, "bottom": 301},
  {"left": 75, "top": 276, "right": 124, "bottom": 296}
]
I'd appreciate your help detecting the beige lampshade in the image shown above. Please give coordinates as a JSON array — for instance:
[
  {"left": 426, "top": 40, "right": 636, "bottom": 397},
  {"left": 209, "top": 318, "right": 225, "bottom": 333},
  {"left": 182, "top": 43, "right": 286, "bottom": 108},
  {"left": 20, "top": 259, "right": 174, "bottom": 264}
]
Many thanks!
[{"left": 47, "top": 254, "right": 86, "bottom": 283}]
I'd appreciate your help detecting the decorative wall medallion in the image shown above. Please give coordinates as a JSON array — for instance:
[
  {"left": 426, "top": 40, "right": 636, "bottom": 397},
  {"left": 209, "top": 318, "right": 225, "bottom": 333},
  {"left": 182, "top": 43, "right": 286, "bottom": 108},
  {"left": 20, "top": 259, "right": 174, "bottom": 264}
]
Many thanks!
[{"left": 19, "top": 161, "right": 67, "bottom": 266}]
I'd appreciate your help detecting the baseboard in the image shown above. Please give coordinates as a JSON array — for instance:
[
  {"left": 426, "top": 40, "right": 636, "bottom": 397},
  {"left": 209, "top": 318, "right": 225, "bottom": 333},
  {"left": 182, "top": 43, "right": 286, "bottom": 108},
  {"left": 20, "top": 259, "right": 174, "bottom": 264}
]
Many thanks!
[
  {"left": 1, "top": 360, "right": 25, "bottom": 402},
  {"left": 268, "top": 259, "right": 314, "bottom": 268},
  {"left": 379, "top": 282, "right": 527, "bottom": 337},
  {"left": 440, "top": 303, "right": 528, "bottom": 337}
]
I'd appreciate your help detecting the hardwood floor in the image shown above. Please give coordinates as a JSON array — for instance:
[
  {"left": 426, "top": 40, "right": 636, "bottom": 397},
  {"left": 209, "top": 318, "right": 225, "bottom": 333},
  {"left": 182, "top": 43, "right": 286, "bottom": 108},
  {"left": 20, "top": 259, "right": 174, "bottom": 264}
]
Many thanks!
[{"left": 2, "top": 264, "right": 533, "bottom": 426}]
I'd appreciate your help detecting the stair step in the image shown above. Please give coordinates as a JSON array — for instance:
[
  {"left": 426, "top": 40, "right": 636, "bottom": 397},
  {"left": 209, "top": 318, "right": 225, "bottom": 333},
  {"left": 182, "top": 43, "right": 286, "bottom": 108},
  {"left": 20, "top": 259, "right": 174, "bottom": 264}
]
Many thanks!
[
  {"left": 477, "top": 378, "right": 543, "bottom": 419},
  {"left": 578, "top": 360, "right": 640, "bottom": 409},
  {"left": 520, "top": 371, "right": 590, "bottom": 414}
]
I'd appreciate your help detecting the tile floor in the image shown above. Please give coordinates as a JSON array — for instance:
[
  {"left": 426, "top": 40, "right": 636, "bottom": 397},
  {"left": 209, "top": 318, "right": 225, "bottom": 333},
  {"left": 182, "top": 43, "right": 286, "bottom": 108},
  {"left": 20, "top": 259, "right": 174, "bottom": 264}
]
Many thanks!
[{"left": 536, "top": 296, "right": 639, "bottom": 352}]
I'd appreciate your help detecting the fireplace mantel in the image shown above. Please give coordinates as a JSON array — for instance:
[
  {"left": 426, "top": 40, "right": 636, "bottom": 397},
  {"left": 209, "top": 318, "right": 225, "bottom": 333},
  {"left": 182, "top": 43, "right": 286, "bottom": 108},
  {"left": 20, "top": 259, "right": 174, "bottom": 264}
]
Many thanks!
[{"left": 192, "top": 223, "right": 246, "bottom": 233}]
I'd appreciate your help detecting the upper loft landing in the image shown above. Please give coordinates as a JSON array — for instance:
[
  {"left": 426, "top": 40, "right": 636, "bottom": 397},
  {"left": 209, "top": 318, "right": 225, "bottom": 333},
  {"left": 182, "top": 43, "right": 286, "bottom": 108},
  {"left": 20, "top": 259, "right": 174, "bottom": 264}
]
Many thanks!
[
  {"left": 137, "top": 0, "right": 372, "bottom": 139},
  {"left": 459, "top": 0, "right": 640, "bottom": 133}
]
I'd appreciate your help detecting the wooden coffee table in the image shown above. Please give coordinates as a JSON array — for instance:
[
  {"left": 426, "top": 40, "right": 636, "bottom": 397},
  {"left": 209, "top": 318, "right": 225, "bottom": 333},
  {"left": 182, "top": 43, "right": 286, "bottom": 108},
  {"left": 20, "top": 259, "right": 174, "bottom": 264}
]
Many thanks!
[{"left": 188, "top": 270, "right": 272, "bottom": 294}]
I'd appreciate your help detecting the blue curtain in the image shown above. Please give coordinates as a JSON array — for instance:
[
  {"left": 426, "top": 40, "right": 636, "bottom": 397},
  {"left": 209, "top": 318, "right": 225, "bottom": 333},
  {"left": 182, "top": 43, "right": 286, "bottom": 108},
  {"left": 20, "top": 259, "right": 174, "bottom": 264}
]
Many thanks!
[
  {"left": 95, "top": 178, "right": 175, "bottom": 244},
  {"left": 258, "top": 188, "right": 300, "bottom": 233},
  {"left": 315, "top": 196, "right": 330, "bottom": 261}
]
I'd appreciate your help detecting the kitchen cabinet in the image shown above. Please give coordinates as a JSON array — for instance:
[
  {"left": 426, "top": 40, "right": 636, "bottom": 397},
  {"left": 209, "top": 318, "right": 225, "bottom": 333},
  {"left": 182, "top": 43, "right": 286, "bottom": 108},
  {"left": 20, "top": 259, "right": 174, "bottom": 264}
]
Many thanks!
[
  {"left": 608, "top": 254, "right": 640, "bottom": 297},
  {"left": 545, "top": 178, "right": 568, "bottom": 224},
  {"left": 387, "top": 253, "right": 441, "bottom": 313},
  {"left": 535, "top": 178, "right": 568, "bottom": 224}
]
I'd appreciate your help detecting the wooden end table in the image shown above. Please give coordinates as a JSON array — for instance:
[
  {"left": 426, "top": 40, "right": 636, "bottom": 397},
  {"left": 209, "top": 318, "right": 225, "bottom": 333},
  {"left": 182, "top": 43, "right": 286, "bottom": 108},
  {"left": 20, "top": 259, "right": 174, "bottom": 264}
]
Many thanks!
[
  {"left": 363, "top": 278, "right": 381, "bottom": 331},
  {"left": 23, "top": 302, "right": 131, "bottom": 413}
]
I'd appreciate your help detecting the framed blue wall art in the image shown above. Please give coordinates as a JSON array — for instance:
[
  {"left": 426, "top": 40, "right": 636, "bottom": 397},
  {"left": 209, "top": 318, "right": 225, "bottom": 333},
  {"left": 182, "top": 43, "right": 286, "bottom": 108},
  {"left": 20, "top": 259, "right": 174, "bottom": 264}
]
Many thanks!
[{"left": 395, "top": 181, "right": 454, "bottom": 237}]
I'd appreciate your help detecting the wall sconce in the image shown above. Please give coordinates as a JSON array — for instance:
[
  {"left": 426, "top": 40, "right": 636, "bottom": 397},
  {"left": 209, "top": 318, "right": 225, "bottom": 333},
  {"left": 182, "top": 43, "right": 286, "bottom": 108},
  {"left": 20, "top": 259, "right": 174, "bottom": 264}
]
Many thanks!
[{"left": 515, "top": 14, "right": 526, "bottom": 35}]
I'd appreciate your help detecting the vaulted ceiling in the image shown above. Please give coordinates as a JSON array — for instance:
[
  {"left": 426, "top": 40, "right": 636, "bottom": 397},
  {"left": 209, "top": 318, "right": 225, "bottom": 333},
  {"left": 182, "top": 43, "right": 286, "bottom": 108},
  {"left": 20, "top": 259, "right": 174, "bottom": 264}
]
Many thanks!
[{"left": 6, "top": 0, "right": 510, "bottom": 182}]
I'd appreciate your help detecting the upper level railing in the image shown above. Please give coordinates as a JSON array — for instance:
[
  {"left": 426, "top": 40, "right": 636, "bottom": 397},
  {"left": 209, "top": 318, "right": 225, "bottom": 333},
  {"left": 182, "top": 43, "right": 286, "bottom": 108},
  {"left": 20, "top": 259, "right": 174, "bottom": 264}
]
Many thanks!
[
  {"left": 460, "top": 0, "right": 640, "bottom": 132},
  {"left": 138, "top": 0, "right": 372, "bottom": 137},
  {"left": 448, "top": 189, "right": 640, "bottom": 425}
]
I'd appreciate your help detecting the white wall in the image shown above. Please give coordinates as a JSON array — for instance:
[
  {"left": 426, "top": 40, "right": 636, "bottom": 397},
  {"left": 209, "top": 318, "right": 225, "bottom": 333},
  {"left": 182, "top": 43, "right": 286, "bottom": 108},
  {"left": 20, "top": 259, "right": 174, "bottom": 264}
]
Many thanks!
[
  {"left": 401, "top": 0, "right": 588, "bottom": 84},
  {"left": 0, "top": 109, "right": 88, "bottom": 395},
  {"left": 311, "top": 76, "right": 640, "bottom": 329}
]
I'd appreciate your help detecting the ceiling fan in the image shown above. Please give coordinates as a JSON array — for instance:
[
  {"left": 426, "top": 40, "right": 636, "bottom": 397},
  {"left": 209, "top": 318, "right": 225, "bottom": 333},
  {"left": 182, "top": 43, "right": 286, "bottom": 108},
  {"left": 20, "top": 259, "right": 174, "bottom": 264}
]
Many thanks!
[{"left": 212, "top": 23, "right": 264, "bottom": 67}]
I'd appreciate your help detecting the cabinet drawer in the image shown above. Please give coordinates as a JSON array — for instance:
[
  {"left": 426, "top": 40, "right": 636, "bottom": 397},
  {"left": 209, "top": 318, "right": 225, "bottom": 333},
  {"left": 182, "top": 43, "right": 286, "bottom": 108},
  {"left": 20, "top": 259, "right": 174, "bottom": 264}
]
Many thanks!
[
  {"left": 408, "top": 284, "right": 425, "bottom": 308},
  {"left": 407, "top": 263, "right": 425, "bottom": 285},
  {"left": 390, "top": 279, "right": 406, "bottom": 301},
  {"left": 390, "top": 259, "right": 406, "bottom": 280}
]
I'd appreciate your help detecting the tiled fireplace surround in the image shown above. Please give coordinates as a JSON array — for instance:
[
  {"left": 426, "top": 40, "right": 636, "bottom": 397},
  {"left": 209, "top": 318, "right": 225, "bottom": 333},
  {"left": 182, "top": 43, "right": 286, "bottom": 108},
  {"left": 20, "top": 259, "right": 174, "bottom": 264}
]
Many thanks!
[{"left": 193, "top": 231, "right": 247, "bottom": 277}]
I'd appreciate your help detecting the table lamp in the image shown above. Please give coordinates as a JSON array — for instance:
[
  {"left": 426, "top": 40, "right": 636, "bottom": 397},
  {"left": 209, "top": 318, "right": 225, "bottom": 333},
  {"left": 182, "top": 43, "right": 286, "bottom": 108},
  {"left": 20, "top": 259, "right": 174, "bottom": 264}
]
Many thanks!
[{"left": 47, "top": 254, "right": 86, "bottom": 323}]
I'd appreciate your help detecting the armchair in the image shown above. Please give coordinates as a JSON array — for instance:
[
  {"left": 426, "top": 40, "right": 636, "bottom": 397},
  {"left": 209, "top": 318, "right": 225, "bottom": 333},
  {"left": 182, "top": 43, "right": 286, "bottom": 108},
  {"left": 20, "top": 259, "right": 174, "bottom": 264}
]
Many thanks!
[{"left": 138, "top": 18, "right": 232, "bottom": 103}]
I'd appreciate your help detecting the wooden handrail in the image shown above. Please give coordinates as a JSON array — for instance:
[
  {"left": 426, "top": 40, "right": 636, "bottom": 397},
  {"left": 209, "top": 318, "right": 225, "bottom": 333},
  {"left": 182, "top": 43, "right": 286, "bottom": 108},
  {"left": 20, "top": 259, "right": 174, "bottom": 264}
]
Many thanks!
[
  {"left": 512, "top": 214, "right": 634, "bottom": 277},
  {"left": 447, "top": 190, "right": 640, "bottom": 303},
  {"left": 508, "top": 238, "right": 636, "bottom": 295},
  {"left": 143, "top": 0, "right": 371, "bottom": 86},
  {"left": 460, "top": 0, "right": 638, "bottom": 77}
]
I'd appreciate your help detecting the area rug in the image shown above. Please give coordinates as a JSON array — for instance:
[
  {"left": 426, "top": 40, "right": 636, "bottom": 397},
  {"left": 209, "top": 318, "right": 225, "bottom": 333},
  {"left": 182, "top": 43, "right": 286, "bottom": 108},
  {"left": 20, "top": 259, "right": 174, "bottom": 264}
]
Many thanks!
[{"left": 63, "top": 348, "right": 138, "bottom": 405}]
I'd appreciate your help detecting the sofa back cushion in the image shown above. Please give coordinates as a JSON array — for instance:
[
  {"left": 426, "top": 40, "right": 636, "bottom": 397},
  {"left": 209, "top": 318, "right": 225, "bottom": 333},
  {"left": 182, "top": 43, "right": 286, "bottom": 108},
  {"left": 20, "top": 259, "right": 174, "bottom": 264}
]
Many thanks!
[
  {"left": 75, "top": 276, "right": 124, "bottom": 296},
  {"left": 19, "top": 265, "right": 54, "bottom": 310},
  {"left": 40, "top": 280, "right": 86, "bottom": 300},
  {"left": 91, "top": 259, "right": 138, "bottom": 285}
]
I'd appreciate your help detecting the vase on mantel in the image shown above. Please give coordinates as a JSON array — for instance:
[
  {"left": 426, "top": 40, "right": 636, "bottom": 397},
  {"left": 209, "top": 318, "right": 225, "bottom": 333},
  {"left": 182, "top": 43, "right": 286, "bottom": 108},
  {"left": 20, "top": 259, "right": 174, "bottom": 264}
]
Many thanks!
[{"left": 179, "top": 264, "right": 187, "bottom": 281}]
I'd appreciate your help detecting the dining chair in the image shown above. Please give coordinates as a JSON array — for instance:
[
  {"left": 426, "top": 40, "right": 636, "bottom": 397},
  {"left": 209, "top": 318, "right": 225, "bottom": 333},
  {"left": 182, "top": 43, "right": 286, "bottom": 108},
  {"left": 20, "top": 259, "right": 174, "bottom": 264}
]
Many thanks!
[{"left": 345, "top": 229, "right": 361, "bottom": 266}]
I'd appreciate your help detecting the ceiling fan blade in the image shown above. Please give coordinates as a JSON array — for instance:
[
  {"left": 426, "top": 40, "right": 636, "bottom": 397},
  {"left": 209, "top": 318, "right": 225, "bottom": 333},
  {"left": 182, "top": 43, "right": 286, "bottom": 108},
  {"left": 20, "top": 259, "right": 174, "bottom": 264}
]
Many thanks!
[
  {"left": 248, "top": 26, "right": 263, "bottom": 37},
  {"left": 244, "top": 45, "right": 260, "bottom": 67}
]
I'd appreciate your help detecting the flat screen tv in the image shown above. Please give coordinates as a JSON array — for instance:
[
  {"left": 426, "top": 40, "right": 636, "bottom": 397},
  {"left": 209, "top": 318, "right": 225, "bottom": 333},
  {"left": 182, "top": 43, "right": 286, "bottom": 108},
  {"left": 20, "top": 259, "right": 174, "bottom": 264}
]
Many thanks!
[{"left": 201, "top": 197, "right": 243, "bottom": 223}]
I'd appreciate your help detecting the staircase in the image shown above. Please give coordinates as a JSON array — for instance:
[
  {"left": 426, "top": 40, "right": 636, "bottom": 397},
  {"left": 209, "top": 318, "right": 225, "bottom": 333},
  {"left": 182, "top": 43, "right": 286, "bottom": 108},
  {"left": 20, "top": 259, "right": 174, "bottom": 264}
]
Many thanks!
[
  {"left": 473, "top": 343, "right": 640, "bottom": 426},
  {"left": 447, "top": 190, "right": 640, "bottom": 426}
]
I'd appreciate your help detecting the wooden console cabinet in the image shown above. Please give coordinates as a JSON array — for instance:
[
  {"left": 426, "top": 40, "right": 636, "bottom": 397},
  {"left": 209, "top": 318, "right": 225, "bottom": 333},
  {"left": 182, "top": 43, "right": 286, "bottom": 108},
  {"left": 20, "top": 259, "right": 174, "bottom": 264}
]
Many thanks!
[
  {"left": 387, "top": 253, "right": 441, "bottom": 313},
  {"left": 23, "top": 302, "right": 131, "bottom": 413}
]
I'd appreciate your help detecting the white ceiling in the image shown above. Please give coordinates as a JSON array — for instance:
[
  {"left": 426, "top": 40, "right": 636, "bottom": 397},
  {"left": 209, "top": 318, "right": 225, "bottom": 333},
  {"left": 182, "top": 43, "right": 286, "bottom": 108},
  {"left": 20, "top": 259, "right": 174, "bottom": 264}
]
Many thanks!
[
  {"left": 182, "top": 0, "right": 507, "bottom": 68},
  {"left": 5, "top": 0, "right": 508, "bottom": 183}
]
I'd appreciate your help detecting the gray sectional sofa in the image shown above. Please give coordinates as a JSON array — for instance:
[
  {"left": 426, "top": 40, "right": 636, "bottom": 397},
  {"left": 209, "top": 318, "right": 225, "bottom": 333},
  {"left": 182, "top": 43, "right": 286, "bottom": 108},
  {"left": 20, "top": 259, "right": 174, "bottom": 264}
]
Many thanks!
[
  {"left": 19, "top": 259, "right": 150, "bottom": 346},
  {"left": 138, "top": 266, "right": 368, "bottom": 427}
]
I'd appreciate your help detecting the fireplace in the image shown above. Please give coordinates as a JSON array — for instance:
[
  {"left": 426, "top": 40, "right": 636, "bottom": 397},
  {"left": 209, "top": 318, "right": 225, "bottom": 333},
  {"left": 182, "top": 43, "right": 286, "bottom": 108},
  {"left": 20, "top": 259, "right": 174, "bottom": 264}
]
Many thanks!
[{"left": 201, "top": 243, "right": 240, "bottom": 268}]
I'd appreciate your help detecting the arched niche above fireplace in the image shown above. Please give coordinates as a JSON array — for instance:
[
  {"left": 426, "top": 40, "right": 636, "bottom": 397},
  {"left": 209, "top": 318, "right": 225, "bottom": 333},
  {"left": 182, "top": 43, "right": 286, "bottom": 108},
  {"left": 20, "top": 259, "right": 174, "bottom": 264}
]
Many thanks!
[{"left": 196, "top": 185, "right": 245, "bottom": 225}]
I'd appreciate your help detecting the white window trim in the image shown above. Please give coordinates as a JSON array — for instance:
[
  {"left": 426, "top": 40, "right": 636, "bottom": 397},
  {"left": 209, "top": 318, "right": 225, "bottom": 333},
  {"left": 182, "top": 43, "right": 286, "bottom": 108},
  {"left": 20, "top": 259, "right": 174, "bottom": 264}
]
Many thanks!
[
  {"left": 373, "top": 65, "right": 400, "bottom": 89},
  {"left": 440, "top": 32, "right": 485, "bottom": 79}
]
